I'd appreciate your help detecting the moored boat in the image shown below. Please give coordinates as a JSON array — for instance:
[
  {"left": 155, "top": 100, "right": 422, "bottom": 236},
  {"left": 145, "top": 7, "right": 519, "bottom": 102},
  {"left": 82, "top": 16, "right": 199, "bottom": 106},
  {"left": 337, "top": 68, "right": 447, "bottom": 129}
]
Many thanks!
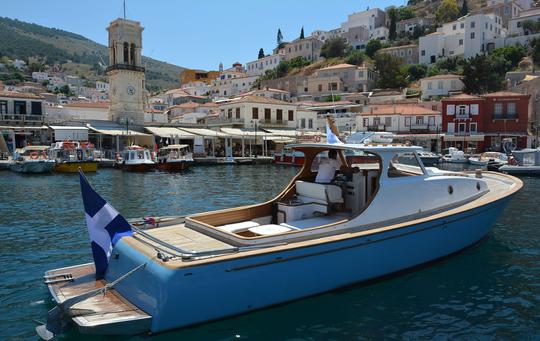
[
  {"left": 498, "top": 148, "right": 540, "bottom": 175},
  {"left": 441, "top": 147, "right": 468, "bottom": 163},
  {"left": 116, "top": 145, "right": 156, "bottom": 172},
  {"left": 157, "top": 144, "right": 193, "bottom": 172},
  {"left": 37, "top": 142, "right": 522, "bottom": 339},
  {"left": 9, "top": 146, "right": 55, "bottom": 174},
  {"left": 50, "top": 140, "right": 98, "bottom": 173},
  {"left": 415, "top": 151, "right": 441, "bottom": 166},
  {"left": 469, "top": 152, "right": 508, "bottom": 167},
  {"left": 273, "top": 147, "right": 305, "bottom": 166}
]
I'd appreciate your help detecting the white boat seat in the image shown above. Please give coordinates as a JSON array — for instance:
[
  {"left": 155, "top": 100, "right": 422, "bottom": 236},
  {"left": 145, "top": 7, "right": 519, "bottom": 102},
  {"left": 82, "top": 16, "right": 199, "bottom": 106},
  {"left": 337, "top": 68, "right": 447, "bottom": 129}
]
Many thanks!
[
  {"left": 217, "top": 221, "right": 260, "bottom": 233},
  {"left": 295, "top": 180, "right": 344, "bottom": 205},
  {"left": 249, "top": 224, "right": 298, "bottom": 236}
]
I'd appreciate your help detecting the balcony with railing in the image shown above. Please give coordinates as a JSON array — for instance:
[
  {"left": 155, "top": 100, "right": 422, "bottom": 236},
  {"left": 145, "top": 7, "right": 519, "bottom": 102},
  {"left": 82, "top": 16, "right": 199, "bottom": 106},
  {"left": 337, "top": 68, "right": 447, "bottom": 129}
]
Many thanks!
[
  {"left": 493, "top": 113, "right": 518, "bottom": 120},
  {"left": 1, "top": 113, "right": 43, "bottom": 125}
]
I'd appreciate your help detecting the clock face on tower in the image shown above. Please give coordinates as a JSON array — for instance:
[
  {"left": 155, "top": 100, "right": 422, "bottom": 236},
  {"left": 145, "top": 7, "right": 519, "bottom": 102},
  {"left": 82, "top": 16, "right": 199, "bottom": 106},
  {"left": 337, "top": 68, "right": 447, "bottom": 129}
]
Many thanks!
[{"left": 127, "top": 86, "right": 136, "bottom": 96}]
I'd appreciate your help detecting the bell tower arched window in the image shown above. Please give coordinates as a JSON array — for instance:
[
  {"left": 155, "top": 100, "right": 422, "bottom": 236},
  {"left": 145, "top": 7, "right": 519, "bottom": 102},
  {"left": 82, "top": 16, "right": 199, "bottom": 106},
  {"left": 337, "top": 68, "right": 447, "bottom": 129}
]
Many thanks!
[
  {"left": 123, "top": 42, "right": 129, "bottom": 64},
  {"left": 130, "top": 43, "right": 136, "bottom": 65}
]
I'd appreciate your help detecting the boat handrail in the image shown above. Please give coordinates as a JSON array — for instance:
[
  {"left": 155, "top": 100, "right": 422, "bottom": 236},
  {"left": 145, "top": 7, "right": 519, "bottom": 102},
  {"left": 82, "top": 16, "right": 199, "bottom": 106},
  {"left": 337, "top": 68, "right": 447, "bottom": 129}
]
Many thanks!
[{"left": 131, "top": 226, "right": 286, "bottom": 260}]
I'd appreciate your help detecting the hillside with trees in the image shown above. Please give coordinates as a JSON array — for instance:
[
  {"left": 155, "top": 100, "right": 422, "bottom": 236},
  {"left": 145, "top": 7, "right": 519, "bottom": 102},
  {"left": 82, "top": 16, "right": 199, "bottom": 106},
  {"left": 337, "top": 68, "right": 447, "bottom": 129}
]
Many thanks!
[{"left": 0, "top": 17, "right": 184, "bottom": 91}]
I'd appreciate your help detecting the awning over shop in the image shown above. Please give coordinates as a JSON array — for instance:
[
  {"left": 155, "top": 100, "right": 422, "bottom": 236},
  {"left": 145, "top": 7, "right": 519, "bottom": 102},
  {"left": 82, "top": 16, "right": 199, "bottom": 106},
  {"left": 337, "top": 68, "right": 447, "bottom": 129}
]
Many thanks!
[
  {"left": 220, "top": 128, "right": 272, "bottom": 138},
  {"left": 48, "top": 125, "right": 89, "bottom": 141},
  {"left": 87, "top": 123, "right": 154, "bottom": 146},
  {"left": 144, "top": 127, "right": 195, "bottom": 139},
  {"left": 443, "top": 134, "right": 485, "bottom": 142},
  {"left": 178, "top": 127, "right": 231, "bottom": 138},
  {"left": 0, "top": 125, "right": 49, "bottom": 130},
  {"left": 394, "top": 134, "right": 442, "bottom": 139},
  {"left": 264, "top": 129, "right": 324, "bottom": 138}
]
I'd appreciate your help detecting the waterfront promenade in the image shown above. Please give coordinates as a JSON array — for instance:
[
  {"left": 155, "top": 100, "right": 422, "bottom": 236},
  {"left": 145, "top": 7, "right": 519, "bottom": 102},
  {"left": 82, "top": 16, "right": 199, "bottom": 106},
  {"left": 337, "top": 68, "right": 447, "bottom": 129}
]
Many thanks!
[{"left": 1, "top": 164, "right": 539, "bottom": 340}]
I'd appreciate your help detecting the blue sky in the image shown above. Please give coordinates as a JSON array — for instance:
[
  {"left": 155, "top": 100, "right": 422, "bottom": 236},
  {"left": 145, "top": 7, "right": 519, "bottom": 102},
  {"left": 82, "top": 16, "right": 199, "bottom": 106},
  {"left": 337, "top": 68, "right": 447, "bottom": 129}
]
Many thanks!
[{"left": 2, "top": 0, "right": 405, "bottom": 70}]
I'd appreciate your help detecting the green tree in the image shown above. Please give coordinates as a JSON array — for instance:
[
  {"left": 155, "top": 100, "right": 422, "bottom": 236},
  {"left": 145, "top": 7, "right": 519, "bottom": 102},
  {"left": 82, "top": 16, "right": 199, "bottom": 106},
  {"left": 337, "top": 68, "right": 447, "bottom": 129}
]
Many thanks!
[
  {"left": 320, "top": 37, "right": 350, "bottom": 59},
  {"left": 435, "top": 56, "right": 463, "bottom": 73},
  {"left": 277, "top": 28, "right": 284, "bottom": 48},
  {"left": 258, "top": 48, "right": 265, "bottom": 59},
  {"left": 461, "top": 0, "right": 469, "bottom": 16},
  {"left": 387, "top": 7, "right": 398, "bottom": 41},
  {"left": 522, "top": 20, "right": 540, "bottom": 34},
  {"left": 461, "top": 54, "right": 509, "bottom": 94},
  {"left": 375, "top": 53, "right": 408, "bottom": 88},
  {"left": 403, "top": 64, "right": 427, "bottom": 81},
  {"left": 300, "top": 26, "right": 305, "bottom": 39},
  {"left": 58, "top": 84, "right": 73, "bottom": 96},
  {"left": 436, "top": 0, "right": 461, "bottom": 24},
  {"left": 346, "top": 50, "right": 365, "bottom": 65},
  {"left": 397, "top": 7, "right": 415, "bottom": 21},
  {"left": 490, "top": 45, "right": 527, "bottom": 69},
  {"left": 275, "top": 61, "right": 290, "bottom": 78},
  {"left": 41, "top": 79, "right": 49, "bottom": 86},
  {"left": 288, "top": 56, "right": 310, "bottom": 68},
  {"left": 530, "top": 38, "right": 540, "bottom": 65},
  {"left": 365, "top": 39, "right": 382, "bottom": 58}
]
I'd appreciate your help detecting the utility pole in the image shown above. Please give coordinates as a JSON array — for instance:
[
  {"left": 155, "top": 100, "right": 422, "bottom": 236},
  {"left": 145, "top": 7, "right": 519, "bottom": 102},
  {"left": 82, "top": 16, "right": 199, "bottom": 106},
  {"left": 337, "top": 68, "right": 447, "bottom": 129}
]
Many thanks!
[{"left": 123, "top": 0, "right": 126, "bottom": 19}]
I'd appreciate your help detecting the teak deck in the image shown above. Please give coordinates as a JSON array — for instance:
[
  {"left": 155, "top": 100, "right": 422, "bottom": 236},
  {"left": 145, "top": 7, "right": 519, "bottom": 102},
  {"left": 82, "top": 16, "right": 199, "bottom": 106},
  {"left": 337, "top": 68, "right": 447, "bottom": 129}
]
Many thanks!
[{"left": 45, "top": 263, "right": 151, "bottom": 334}]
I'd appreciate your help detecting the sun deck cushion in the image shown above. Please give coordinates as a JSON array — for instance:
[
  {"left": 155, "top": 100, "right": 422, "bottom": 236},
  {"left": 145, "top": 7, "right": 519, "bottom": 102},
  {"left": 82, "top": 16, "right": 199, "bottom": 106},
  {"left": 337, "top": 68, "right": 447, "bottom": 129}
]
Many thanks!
[
  {"left": 295, "top": 181, "right": 344, "bottom": 204},
  {"left": 217, "top": 221, "right": 260, "bottom": 233},
  {"left": 249, "top": 224, "right": 297, "bottom": 236}
]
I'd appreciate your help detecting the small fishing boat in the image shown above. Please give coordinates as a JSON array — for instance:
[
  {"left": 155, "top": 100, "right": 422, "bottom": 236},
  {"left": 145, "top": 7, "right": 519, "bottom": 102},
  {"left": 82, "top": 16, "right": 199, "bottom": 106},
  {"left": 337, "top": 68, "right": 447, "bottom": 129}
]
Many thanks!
[
  {"left": 37, "top": 140, "right": 522, "bottom": 339},
  {"left": 9, "top": 146, "right": 55, "bottom": 174},
  {"left": 469, "top": 152, "right": 508, "bottom": 167},
  {"left": 116, "top": 145, "right": 156, "bottom": 172},
  {"left": 50, "top": 141, "right": 98, "bottom": 173},
  {"left": 157, "top": 145, "right": 193, "bottom": 172},
  {"left": 441, "top": 147, "right": 468, "bottom": 163},
  {"left": 498, "top": 148, "right": 540, "bottom": 175}
]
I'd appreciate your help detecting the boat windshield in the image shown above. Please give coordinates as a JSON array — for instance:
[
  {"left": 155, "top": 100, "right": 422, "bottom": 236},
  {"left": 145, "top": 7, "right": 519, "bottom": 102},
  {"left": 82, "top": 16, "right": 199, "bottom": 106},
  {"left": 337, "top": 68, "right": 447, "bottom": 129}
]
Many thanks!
[{"left": 388, "top": 152, "right": 425, "bottom": 177}]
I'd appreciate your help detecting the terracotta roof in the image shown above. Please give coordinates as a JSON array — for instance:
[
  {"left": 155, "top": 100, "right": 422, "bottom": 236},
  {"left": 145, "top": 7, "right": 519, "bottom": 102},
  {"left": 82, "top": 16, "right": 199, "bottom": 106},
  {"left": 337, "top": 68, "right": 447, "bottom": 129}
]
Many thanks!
[
  {"left": 64, "top": 101, "right": 109, "bottom": 108},
  {"left": 0, "top": 91, "right": 44, "bottom": 99},
  {"left": 319, "top": 63, "right": 357, "bottom": 71},
  {"left": 361, "top": 104, "right": 440, "bottom": 116},
  {"left": 230, "top": 95, "right": 294, "bottom": 105},
  {"left": 482, "top": 91, "right": 528, "bottom": 97},
  {"left": 200, "top": 102, "right": 218, "bottom": 107},
  {"left": 169, "top": 101, "right": 200, "bottom": 109},
  {"left": 297, "top": 100, "right": 358, "bottom": 108},
  {"left": 441, "top": 93, "right": 483, "bottom": 101},
  {"left": 421, "top": 74, "right": 462, "bottom": 81}
]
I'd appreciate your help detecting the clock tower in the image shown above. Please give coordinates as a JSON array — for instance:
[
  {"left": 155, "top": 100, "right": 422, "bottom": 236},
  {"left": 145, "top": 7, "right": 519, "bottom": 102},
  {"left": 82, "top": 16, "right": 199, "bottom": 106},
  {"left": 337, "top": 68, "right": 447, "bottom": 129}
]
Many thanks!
[{"left": 106, "top": 18, "right": 145, "bottom": 125}]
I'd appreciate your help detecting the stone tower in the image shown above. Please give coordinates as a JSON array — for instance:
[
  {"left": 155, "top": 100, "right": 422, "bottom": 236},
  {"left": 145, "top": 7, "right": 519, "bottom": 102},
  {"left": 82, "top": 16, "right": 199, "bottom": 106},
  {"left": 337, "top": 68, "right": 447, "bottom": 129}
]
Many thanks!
[{"left": 106, "top": 18, "right": 146, "bottom": 125}]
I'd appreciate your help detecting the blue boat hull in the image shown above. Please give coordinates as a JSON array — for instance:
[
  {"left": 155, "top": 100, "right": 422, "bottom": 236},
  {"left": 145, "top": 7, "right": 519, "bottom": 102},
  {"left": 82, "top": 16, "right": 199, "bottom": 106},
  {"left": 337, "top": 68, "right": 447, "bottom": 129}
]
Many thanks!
[{"left": 106, "top": 195, "right": 512, "bottom": 333}]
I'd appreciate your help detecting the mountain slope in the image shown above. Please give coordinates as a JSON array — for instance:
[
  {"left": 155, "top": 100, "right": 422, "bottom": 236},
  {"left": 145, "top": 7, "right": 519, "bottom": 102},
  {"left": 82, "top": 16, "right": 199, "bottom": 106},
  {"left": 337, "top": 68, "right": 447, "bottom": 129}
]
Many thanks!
[{"left": 0, "top": 17, "right": 184, "bottom": 90}]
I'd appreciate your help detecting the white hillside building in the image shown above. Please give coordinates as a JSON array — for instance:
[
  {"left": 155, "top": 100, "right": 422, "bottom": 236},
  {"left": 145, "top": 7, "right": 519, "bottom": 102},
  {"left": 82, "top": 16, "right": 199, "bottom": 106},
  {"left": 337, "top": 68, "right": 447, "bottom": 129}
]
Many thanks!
[{"left": 419, "top": 13, "right": 504, "bottom": 64}]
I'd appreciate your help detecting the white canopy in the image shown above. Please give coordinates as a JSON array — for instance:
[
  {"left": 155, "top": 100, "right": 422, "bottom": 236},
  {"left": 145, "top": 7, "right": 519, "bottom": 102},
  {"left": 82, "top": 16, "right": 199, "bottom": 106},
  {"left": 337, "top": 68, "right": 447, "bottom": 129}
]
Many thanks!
[
  {"left": 145, "top": 127, "right": 195, "bottom": 139},
  {"left": 49, "top": 125, "right": 89, "bottom": 141},
  {"left": 220, "top": 128, "right": 272, "bottom": 138},
  {"left": 178, "top": 127, "right": 231, "bottom": 138},
  {"left": 87, "top": 125, "right": 151, "bottom": 137}
]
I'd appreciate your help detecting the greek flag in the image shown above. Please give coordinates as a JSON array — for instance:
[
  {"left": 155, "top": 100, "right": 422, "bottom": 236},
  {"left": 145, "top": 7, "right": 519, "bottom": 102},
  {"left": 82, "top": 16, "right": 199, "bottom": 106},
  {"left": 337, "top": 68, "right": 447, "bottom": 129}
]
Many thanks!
[
  {"left": 79, "top": 170, "right": 133, "bottom": 279},
  {"left": 326, "top": 123, "right": 343, "bottom": 145}
]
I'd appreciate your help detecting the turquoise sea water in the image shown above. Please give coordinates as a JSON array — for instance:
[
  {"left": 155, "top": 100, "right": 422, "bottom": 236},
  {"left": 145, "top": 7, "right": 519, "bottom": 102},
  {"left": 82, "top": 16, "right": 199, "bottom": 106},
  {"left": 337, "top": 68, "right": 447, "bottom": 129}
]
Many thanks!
[{"left": 0, "top": 165, "right": 539, "bottom": 340}]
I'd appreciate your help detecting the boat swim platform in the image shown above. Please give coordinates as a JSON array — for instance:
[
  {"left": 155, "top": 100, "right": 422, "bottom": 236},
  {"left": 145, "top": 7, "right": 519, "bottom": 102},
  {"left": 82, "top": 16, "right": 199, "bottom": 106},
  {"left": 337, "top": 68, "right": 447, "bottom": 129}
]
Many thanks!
[{"left": 45, "top": 263, "right": 151, "bottom": 334}]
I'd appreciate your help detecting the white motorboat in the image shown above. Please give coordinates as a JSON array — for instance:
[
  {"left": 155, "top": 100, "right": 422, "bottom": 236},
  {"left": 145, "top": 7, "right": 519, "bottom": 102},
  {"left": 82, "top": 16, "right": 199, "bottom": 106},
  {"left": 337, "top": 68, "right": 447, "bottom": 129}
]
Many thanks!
[
  {"left": 37, "top": 141, "right": 522, "bottom": 339},
  {"left": 499, "top": 148, "right": 540, "bottom": 175},
  {"left": 416, "top": 151, "right": 441, "bottom": 166},
  {"left": 9, "top": 146, "right": 56, "bottom": 174},
  {"left": 115, "top": 145, "right": 156, "bottom": 172},
  {"left": 441, "top": 147, "right": 468, "bottom": 163},
  {"left": 469, "top": 152, "right": 508, "bottom": 167}
]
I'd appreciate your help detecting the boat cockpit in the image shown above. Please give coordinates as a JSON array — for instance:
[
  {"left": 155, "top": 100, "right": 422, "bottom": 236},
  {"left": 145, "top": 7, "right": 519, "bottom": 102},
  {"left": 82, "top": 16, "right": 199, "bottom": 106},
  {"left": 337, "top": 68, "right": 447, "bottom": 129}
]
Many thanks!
[{"left": 183, "top": 143, "right": 440, "bottom": 246}]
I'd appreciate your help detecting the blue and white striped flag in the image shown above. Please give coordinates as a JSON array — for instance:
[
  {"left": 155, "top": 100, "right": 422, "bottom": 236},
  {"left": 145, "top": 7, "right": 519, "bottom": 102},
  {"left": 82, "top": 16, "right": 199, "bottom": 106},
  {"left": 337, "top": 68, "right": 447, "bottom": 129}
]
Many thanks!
[
  {"left": 79, "top": 170, "right": 133, "bottom": 279},
  {"left": 326, "top": 123, "right": 343, "bottom": 145}
]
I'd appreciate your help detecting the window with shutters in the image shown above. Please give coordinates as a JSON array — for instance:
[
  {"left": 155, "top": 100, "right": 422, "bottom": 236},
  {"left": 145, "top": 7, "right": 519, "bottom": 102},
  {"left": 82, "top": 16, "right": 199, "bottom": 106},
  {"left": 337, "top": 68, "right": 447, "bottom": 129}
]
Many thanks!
[
  {"left": 264, "top": 108, "right": 271, "bottom": 121},
  {"left": 252, "top": 107, "right": 259, "bottom": 119},
  {"left": 288, "top": 110, "right": 294, "bottom": 121},
  {"left": 276, "top": 109, "right": 283, "bottom": 122}
]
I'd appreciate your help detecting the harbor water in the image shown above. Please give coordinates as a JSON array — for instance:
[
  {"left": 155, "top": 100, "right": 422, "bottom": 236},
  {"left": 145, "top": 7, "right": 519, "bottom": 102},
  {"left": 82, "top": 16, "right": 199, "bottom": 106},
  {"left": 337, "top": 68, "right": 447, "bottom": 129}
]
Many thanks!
[{"left": 0, "top": 165, "right": 539, "bottom": 340}]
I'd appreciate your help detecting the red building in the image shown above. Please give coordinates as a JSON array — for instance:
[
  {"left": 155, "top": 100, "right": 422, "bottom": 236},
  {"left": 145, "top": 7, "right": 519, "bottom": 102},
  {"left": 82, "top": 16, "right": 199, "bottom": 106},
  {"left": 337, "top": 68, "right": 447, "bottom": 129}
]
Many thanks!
[{"left": 441, "top": 92, "right": 530, "bottom": 152}]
